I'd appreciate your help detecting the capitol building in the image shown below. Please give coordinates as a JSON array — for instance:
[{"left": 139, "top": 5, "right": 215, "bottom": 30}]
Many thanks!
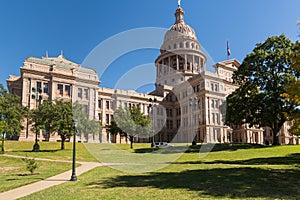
[{"left": 6, "top": 4, "right": 299, "bottom": 145}]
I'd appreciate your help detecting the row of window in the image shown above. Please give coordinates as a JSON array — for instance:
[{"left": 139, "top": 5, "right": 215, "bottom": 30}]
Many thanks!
[
  {"left": 78, "top": 88, "right": 89, "bottom": 99},
  {"left": 34, "top": 81, "right": 48, "bottom": 94},
  {"left": 193, "top": 82, "right": 205, "bottom": 93},
  {"left": 57, "top": 84, "right": 71, "bottom": 97},
  {"left": 98, "top": 113, "right": 114, "bottom": 124},
  {"left": 211, "top": 113, "right": 220, "bottom": 125},
  {"left": 166, "top": 42, "right": 200, "bottom": 51}
]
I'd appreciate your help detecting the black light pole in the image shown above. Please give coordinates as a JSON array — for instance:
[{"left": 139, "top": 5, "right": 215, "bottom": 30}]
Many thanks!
[
  {"left": 149, "top": 98, "right": 157, "bottom": 147},
  {"left": 70, "top": 119, "right": 78, "bottom": 181},
  {"left": 32, "top": 88, "right": 42, "bottom": 152},
  {"left": 32, "top": 128, "right": 40, "bottom": 152}
]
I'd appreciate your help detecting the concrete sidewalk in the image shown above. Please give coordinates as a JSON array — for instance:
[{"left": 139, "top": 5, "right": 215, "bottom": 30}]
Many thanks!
[{"left": 0, "top": 156, "right": 103, "bottom": 200}]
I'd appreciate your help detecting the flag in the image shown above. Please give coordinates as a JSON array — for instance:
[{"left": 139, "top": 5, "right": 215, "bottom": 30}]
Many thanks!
[{"left": 227, "top": 41, "right": 231, "bottom": 57}]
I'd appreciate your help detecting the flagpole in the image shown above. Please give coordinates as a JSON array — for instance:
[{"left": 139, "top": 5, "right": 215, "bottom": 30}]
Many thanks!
[{"left": 227, "top": 40, "right": 231, "bottom": 60}]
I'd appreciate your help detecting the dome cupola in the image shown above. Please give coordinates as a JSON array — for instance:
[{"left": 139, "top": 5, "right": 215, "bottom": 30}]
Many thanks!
[
  {"left": 161, "top": 4, "right": 200, "bottom": 52},
  {"left": 155, "top": 3, "right": 207, "bottom": 88}
]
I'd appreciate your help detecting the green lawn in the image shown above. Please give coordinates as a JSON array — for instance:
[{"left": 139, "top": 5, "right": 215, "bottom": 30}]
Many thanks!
[
  {"left": 0, "top": 156, "right": 72, "bottom": 193},
  {"left": 3, "top": 141, "right": 97, "bottom": 162},
  {"left": 16, "top": 143, "right": 300, "bottom": 200}
]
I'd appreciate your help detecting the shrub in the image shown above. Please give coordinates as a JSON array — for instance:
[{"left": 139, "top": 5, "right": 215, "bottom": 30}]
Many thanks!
[{"left": 22, "top": 156, "right": 39, "bottom": 174}]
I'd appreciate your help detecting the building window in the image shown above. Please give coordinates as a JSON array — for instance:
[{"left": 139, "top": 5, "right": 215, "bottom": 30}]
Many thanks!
[
  {"left": 211, "top": 82, "right": 219, "bottom": 92},
  {"left": 98, "top": 113, "right": 101, "bottom": 121},
  {"left": 65, "top": 85, "right": 71, "bottom": 97},
  {"left": 84, "top": 89, "right": 89, "bottom": 99},
  {"left": 98, "top": 100, "right": 101, "bottom": 109},
  {"left": 169, "top": 108, "right": 173, "bottom": 117},
  {"left": 180, "top": 42, "right": 183, "bottom": 48},
  {"left": 186, "top": 42, "right": 190, "bottom": 48},
  {"left": 43, "top": 83, "right": 49, "bottom": 94},
  {"left": 106, "top": 101, "right": 110, "bottom": 110},
  {"left": 106, "top": 114, "right": 110, "bottom": 124},
  {"left": 174, "top": 43, "right": 177, "bottom": 49},
  {"left": 84, "top": 105, "right": 88, "bottom": 114},
  {"left": 57, "top": 84, "right": 63, "bottom": 96},
  {"left": 211, "top": 113, "right": 220, "bottom": 125},
  {"left": 177, "top": 119, "right": 181, "bottom": 128},
  {"left": 170, "top": 120, "right": 173, "bottom": 129},
  {"left": 211, "top": 99, "right": 219, "bottom": 109},
  {"left": 37, "top": 82, "right": 42, "bottom": 93},
  {"left": 78, "top": 88, "right": 82, "bottom": 98}
]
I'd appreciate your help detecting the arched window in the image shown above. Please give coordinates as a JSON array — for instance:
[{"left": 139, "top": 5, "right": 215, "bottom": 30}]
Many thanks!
[{"left": 186, "top": 42, "right": 190, "bottom": 48}]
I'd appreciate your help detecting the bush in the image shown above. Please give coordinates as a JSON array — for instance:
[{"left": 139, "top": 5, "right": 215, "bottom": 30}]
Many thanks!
[{"left": 22, "top": 156, "right": 39, "bottom": 174}]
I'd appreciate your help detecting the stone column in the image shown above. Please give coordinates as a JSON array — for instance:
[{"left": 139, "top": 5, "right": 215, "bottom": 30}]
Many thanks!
[
  {"left": 184, "top": 54, "right": 187, "bottom": 71},
  {"left": 176, "top": 55, "right": 179, "bottom": 70}
]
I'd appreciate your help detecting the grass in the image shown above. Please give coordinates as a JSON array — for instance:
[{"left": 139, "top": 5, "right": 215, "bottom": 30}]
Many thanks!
[
  {"left": 0, "top": 156, "right": 72, "bottom": 193},
  {"left": 3, "top": 141, "right": 97, "bottom": 162},
  {"left": 17, "top": 143, "right": 300, "bottom": 200}
]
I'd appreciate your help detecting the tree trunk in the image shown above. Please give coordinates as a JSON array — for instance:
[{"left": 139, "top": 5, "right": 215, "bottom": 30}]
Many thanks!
[
  {"left": 61, "top": 135, "right": 65, "bottom": 150},
  {"left": 1, "top": 135, "right": 4, "bottom": 152},
  {"left": 271, "top": 126, "right": 280, "bottom": 146},
  {"left": 129, "top": 136, "right": 133, "bottom": 149}
]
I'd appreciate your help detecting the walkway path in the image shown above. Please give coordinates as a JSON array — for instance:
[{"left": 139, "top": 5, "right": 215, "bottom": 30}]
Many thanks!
[{"left": 0, "top": 155, "right": 112, "bottom": 200}]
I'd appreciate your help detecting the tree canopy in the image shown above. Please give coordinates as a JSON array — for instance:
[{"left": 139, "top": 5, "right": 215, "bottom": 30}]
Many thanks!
[
  {"left": 29, "top": 100, "right": 101, "bottom": 150},
  {"left": 113, "top": 106, "right": 151, "bottom": 148},
  {"left": 72, "top": 102, "right": 102, "bottom": 142},
  {"left": 225, "top": 35, "right": 297, "bottom": 145},
  {"left": 284, "top": 41, "right": 300, "bottom": 135},
  {"left": 0, "top": 84, "right": 26, "bottom": 151}
]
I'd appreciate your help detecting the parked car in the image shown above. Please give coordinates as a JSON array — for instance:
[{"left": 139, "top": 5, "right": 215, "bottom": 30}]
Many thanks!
[{"left": 154, "top": 142, "right": 173, "bottom": 148}]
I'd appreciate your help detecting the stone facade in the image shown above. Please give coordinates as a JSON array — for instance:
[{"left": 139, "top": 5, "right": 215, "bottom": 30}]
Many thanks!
[
  {"left": 7, "top": 55, "right": 100, "bottom": 142},
  {"left": 6, "top": 5, "right": 299, "bottom": 145}
]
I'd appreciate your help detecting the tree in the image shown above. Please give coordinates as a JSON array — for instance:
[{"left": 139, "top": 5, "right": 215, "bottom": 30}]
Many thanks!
[
  {"left": 72, "top": 102, "right": 101, "bottom": 142},
  {"left": 85, "top": 120, "right": 102, "bottom": 142},
  {"left": 114, "top": 106, "right": 151, "bottom": 149},
  {"left": 107, "top": 119, "right": 125, "bottom": 143},
  {"left": 53, "top": 100, "right": 74, "bottom": 150},
  {"left": 225, "top": 35, "right": 297, "bottom": 145},
  {"left": 0, "top": 84, "right": 26, "bottom": 152},
  {"left": 0, "top": 120, "right": 7, "bottom": 152},
  {"left": 32, "top": 100, "right": 57, "bottom": 140},
  {"left": 284, "top": 41, "right": 300, "bottom": 135}
]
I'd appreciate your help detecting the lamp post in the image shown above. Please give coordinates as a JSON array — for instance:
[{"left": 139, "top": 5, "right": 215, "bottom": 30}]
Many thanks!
[
  {"left": 149, "top": 98, "right": 157, "bottom": 147},
  {"left": 70, "top": 119, "right": 78, "bottom": 181},
  {"left": 32, "top": 87, "right": 42, "bottom": 152}
]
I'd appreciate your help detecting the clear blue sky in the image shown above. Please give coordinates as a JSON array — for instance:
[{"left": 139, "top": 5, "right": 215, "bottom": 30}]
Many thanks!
[{"left": 0, "top": 0, "right": 299, "bottom": 92}]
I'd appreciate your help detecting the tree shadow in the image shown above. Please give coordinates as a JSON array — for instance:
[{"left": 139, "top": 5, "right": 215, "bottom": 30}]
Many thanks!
[
  {"left": 186, "top": 143, "right": 268, "bottom": 153},
  {"left": 11, "top": 149, "right": 61, "bottom": 153},
  {"left": 89, "top": 167, "right": 300, "bottom": 199},
  {"left": 218, "top": 153, "right": 300, "bottom": 166},
  {"left": 134, "top": 144, "right": 267, "bottom": 154},
  {"left": 134, "top": 146, "right": 187, "bottom": 154},
  {"left": 177, "top": 153, "right": 300, "bottom": 166}
]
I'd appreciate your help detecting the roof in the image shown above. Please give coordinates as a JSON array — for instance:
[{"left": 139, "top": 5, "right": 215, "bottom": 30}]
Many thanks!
[{"left": 25, "top": 56, "right": 97, "bottom": 75}]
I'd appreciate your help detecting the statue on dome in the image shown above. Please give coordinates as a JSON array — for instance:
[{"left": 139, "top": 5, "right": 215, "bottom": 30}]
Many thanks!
[{"left": 178, "top": 0, "right": 181, "bottom": 6}]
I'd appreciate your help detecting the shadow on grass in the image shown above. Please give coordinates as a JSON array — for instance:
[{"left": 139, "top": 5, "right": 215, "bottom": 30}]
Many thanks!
[
  {"left": 186, "top": 143, "right": 268, "bottom": 153},
  {"left": 133, "top": 147, "right": 187, "bottom": 154},
  {"left": 10, "top": 149, "right": 61, "bottom": 153},
  {"left": 90, "top": 167, "right": 300, "bottom": 199},
  {"left": 176, "top": 153, "right": 300, "bottom": 166},
  {"left": 133, "top": 144, "right": 267, "bottom": 154}
]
